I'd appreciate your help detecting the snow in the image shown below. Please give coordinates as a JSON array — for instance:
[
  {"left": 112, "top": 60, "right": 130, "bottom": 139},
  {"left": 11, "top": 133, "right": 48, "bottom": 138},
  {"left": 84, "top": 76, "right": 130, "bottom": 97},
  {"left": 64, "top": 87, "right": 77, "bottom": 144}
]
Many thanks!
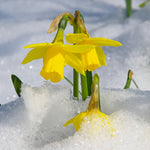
[
  {"left": 1, "top": 84, "right": 150, "bottom": 150},
  {"left": 0, "top": 0, "right": 150, "bottom": 149}
]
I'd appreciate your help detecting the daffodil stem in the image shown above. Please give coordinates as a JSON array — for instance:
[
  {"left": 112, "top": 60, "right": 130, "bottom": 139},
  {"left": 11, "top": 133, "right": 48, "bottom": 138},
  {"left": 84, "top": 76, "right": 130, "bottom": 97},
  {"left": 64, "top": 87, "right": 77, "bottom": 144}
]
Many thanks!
[
  {"left": 124, "top": 70, "right": 133, "bottom": 89},
  {"left": 74, "top": 11, "right": 88, "bottom": 101},
  {"left": 124, "top": 78, "right": 132, "bottom": 89},
  {"left": 124, "top": 70, "right": 139, "bottom": 89},
  {"left": 86, "top": 71, "right": 92, "bottom": 96},
  {"left": 126, "top": 0, "right": 132, "bottom": 17},
  {"left": 80, "top": 74, "right": 88, "bottom": 101},
  {"left": 73, "top": 69, "right": 79, "bottom": 100}
]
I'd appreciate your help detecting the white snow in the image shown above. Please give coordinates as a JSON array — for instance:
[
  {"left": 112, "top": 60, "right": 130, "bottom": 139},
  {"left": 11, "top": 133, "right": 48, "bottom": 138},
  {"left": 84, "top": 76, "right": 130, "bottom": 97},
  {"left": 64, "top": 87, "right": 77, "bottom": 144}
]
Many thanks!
[
  {"left": 1, "top": 84, "right": 150, "bottom": 150},
  {"left": 0, "top": 0, "right": 150, "bottom": 149}
]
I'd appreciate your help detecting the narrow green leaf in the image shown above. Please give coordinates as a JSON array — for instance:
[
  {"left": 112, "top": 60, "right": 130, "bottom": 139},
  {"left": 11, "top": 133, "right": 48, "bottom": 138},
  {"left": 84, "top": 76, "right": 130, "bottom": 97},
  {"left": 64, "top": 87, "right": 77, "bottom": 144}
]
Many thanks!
[
  {"left": 131, "top": 78, "right": 139, "bottom": 89},
  {"left": 139, "top": 2, "right": 146, "bottom": 7},
  {"left": 64, "top": 76, "right": 73, "bottom": 86},
  {"left": 11, "top": 74, "right": 23, "bottom": 97},
  {"left": 139, "top": 0, "right": 150, "bottom": 7},
  {"left": 64, "top": 76, "right": 82, "bottom": 96}
]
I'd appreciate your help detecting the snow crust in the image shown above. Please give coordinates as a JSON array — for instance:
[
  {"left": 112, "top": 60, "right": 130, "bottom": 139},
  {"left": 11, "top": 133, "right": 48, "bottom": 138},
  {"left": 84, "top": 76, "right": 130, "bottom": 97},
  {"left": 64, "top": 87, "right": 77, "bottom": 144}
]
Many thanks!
[{"left": 1, "top": 84, "right": 150, "bottom": 150}]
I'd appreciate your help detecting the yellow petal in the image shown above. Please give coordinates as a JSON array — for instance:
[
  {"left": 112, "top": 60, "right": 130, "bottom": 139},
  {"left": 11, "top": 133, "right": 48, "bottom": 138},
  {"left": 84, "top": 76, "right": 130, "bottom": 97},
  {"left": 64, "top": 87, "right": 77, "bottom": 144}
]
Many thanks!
[
  {"left": 65, "top": 53, "right": 85, "bottom": 75},
  {"left": 66, "top": 33, "right": 89, "bottom": 44},
  {"left": 63, "top": 45, "right": 95, "bottom": 53},
  {"left": 40, "top": 46, "right": 65, "bottom": 82},
  {"left": 81, "top": 48, "right": 100, "bottom": 71},
  {"left": 64, "top": 112, "right": 87, "bottom": 131},
  {"left": 22, "top": 47, "right": 47, "bottom": 64},
  {"left": 23, "top": 42, "right": 52, "bottom": 49},
  {"left": 96, "top": 47, "right": 106, "bottom": 66},
  {"left": 91, "top": 38, "right": 122, "bottom": 47}
]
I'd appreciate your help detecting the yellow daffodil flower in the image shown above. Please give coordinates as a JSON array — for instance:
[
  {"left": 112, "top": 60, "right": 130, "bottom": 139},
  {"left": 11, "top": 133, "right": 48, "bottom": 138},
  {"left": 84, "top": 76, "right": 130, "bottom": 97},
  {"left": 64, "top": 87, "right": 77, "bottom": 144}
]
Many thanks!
[
  {"left": 66, "top": 33, "right": 122, "bottom": 71},
  {"left": 64, "top": 74, "right": 115, "bottom": 136},
  {"left": 64, "top": 110, "right": 114, "bottom": 135},
  {"left": 22, "top": 41, "right": 95, "bottom": 82}
]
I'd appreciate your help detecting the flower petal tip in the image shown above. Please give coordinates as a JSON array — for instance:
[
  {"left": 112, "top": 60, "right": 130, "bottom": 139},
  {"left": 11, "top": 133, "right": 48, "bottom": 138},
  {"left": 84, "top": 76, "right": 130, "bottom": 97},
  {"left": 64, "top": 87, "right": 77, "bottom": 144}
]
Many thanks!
[{"left": 117, "top": 42, "right": 122, "bottom": 46}]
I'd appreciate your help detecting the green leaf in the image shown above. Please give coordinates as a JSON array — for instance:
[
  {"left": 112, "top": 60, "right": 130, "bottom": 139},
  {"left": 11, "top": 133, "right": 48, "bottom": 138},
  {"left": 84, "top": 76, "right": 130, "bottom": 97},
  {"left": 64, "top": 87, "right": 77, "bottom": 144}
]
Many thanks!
[
  {"left": 139, "top": 2, "right": 146, "bottom": 7},
  {"left": 139, "top": 0, "right": 150, "bottom": 8},
  {"left": 11, "top": 74, "right": 23, "bottom": 97},
  {"left": 64, "top": 76, "right": 82, "bottom": 96}
]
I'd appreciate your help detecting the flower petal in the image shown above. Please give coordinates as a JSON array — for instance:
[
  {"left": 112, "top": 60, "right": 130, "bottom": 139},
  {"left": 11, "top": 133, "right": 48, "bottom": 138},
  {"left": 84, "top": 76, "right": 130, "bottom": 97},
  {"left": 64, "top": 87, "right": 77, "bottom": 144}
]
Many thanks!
[
  {"left": 40, "top": 46, "right": 65, "bottom": 82},
  {"left": 96, "top": 47, "right": 106, "bottom": 66},
  {"left": 23, "top": 42, "right": 52, "bottom": 49},
  {"left": 65, "top": 53, "right": 85, "bottom": 75},
  {"left": 91, "top": 38, "right": 122, "bottom": 47},
  {"left": 22, "top": 47, "right": 47, "bottom": 64},
  {"left": 63, "top": 45, "right": 95, "bottom": 53},
  {"left": 66, "top": 33, "right": 89, "bottom": 44},
  {"left": 64, "top": 112, "right": 87, "bottom": 131}
]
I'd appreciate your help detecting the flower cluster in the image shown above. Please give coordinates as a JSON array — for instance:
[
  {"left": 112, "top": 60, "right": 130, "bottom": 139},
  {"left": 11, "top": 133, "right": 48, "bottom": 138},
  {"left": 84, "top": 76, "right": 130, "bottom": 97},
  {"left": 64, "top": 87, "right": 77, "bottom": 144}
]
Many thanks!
[
  {"left": 22, "top": 33, "right": 121, "bottom": 82},
  {"left": 20, "top": 11, "right": 121, "bottom": 136}
]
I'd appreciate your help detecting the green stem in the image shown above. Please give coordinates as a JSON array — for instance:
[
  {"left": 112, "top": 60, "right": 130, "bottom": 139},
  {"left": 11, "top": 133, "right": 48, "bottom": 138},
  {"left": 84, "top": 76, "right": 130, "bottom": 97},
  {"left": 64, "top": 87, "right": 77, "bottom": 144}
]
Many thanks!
[
  {"left": 124, "top": 70, "right": 133, "bottom": 89},
  {"left": 126, "top": 0, "right": 132, "bottom": 17},
  {"left": 73, "top": 69, "right": 79, "bottom": 100},
  {"left": 124, "top": 78, "right": 132, "bottom": 89},
  {"left": 86, "top": 71, "right": 92, "bottom": 96},
  {"left": 74, "top": 10, "right": 89, "bottom": 101},
  {"left": 80, "top": 74, "right": 88, "bottom": 101},
  {"left": 72, "top": 11, "right": 81, "bottom": 100}
]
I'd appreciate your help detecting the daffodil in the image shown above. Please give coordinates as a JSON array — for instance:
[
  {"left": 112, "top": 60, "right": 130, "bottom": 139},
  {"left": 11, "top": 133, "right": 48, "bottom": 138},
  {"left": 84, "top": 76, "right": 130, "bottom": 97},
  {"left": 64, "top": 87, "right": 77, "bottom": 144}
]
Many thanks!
[
  {"left": 64, "top": 74, "right": 115, "bottom": 136},
  {"left": 66, "top": 33, "right": 122, "bottom": 71},
  {"left": 22, "top": 15, "right": 96, "bottom": 83},
  {"left": 22, "top": 41, "right": 95, "bottom": 82},
  {"left": 64, "top": 109, "right": 114, "bottom": 135}
]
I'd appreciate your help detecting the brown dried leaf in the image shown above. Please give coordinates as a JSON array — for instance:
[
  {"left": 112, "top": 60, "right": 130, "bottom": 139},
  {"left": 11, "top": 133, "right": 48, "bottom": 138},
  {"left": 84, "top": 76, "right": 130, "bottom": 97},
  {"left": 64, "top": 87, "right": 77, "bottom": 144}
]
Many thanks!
[{"left": 48, "top": 12, "right": 74, "bottom": 33}]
